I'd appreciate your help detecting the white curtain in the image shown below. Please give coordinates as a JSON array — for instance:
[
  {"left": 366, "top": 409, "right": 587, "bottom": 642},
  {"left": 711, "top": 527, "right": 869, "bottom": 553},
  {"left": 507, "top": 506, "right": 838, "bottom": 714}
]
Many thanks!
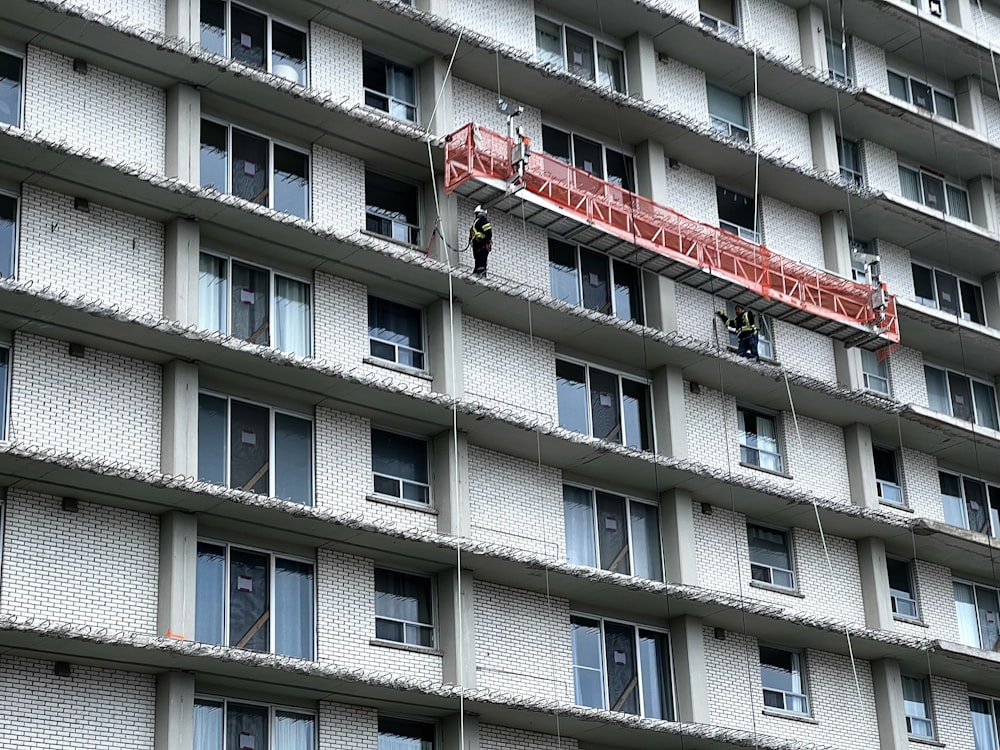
[
  {"left": 274, "top": 711, "right": 315, "bottom": 750},
  {"left": 954, "top": 582, "right": 981, "bottom": 647},
  {"left": 629, "top": 502, "right": 662, "bottom": 581},
  {"left": 274, "top": 558, "right": 314, "bottom": 660},
  {"left": 275, "top": 276, "right": 311, "bottom": 357},
  {"left": 378, "top": 736, "right": 431, "bottom": 750},
  {"left": 199, "top": 254, "right": 228, "bottom": 333},
  {"left": 971, "top": 698, "right": 999, "bottom": 750},
  {"left": 563, "top": 486, "right": 597, "bottom": 567},
  {"left": 193, "top": 700, "right": 223, "bottom": 750}
]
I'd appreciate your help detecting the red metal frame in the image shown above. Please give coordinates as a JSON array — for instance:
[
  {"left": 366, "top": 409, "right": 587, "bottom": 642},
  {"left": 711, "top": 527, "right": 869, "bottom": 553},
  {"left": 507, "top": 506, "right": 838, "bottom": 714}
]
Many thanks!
[{"left": 444, "top": 123, "right": 899, "bottom": 344}]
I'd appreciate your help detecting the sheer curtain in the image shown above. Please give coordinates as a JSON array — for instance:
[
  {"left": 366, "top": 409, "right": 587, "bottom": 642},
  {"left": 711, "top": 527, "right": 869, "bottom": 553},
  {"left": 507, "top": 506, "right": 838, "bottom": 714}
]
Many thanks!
[
  {"left": 971, "top": 697, "right": 999, "bottom": 750},
  {"left": 954, "top": 581, "right": 982, "bottom": 647},
  {"left": 275, "top": 276, "right": 311, "bottom": 357},
  {"left": 275, "top": 558, "right": 314, "bottom": 660},
  {"left": 199, "top": 254, "right": 228, "bottom": 333},
  {"left": 195, "top": 543, "right": 226, "bottom": 645},
  {"left": 193, "top": 700, "right": 223, "bottom": 750},
  {"left": 563, "top": 485, "right": 596, "bottom": 567},
  {"left": 630, "top": 502, "right": 663, "bottom": 581},
  {"left": 274, "top": 711, "right": 315, "bottom": 750}
]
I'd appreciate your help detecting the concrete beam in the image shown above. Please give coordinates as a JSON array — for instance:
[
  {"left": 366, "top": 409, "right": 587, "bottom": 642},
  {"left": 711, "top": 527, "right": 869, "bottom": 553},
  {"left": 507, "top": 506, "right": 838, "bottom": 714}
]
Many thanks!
[
  {"left": 820, "top": 210, "right": 850, "bottom": 277},
  {"left": 808, "top": 110, "right": 839, "bottom": 176},
  {"left": 624, "top": 33, "right": 658, "bottom": 102},
  {"left": 157, "top": 510, "right": 198, "bottom": 641},
  {"left": 419, "top": 56, "right": 453, "bottom": 139},
  {"left": 161, "top": 359, "right": 199, "bottom": 477},
  {"left": 661, "top": 488, "right": 698, "bottom": 586},
  {"left": 652, "top": 366, "right": 687, "bottom": 459},
  {"left": 166, "top": 84, "right": 200, "bottom": 184},
  {"left": 428, "top": 298, "right": 464, "bottom": 397},
  {"left": 843, "top": 422, "right": 877, "bottom": 509},
  {"left": 433, "top": 429, "right": 469, "bottom": 537},
  {"left": 163, "top": 218, "right": 200, "bottom": 327},
  {"left": 155, "top": 672, "right": 196, "bottom": 750},
  {"left": 165, "top": 0, "right": 199, "bottom": 43},
  {"left": 833, "top": 341, "right": 864, "bottom": 392},
  {"left": 668, "top": 615, "right": 710, "bottom": 724},
  {"left": 634, "top": 139, "right": 667, "bottom": 201},
  {"left": 797, "top": 5, "right": 827, "bottom": 72},
  {"left": 438, "top": 568, "right": 477, "bottom": 688},
  {"left": 858, "top": 537, "right": 894, "bottom": 631},
  {"left": 871, "top": 658, "right": 909, "bottom": 750},
  {"left": 642, "top": 273, "right": 678, "bottom": 333}
]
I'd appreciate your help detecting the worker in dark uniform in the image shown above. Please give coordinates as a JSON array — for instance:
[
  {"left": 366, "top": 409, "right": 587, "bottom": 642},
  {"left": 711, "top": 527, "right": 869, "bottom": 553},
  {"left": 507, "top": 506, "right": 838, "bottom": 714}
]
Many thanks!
[
  {"left": 715, "top": 304, "right": 759, "bottom": 360},
  {"left": 469, "top": 205, "right": 493, "bottom": 276}
]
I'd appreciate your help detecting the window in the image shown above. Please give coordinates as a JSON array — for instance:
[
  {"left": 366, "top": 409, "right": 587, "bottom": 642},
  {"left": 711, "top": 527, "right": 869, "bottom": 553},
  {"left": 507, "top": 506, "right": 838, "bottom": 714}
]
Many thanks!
[
  {"left": 760, "top": 646, "right": 809, "bottom": 715},
  {"left": 541, "top": 125, "right": 635, "bottom": 188},
  {"left": 873, "top": 446, "right": 903, "bottom": 505},
  {"left": 903, "top": 676, "right": 934, "bottom": 739},
  {"left": 194, "top": 698, "right": 315, "bottom": 750},
  {"left": 887, "top": 558, "right": 918, "bottom": 619},
  {"left": 747, "top": 523, "right": 794, "bottom": 589},
  {"left": 924, "top": 364, "right": 999, "bottom": 429},
  {"left": 954, "top": 579, "right": 1000, "bottom": 649},
  {"left": 898, "top": 165, "right": 970, "bottom": 220},
  {"left": 707, "top": 85, "right": 749, "bottom": 143},
  {"left": 570, "top": 615, "right": 673, "bottom": 718},
  {"left": 723, "top": 301, "right": 773, "bottom": 359},
  {"left": 940, "top": 471, "right": 1000, "bottom": 535},
  {"left": 0, "top": 345, "right": 10, "bottom": 440},
  {"left": 195, "top": 541, "right": 314, "bottom": 659},
  {"left": 0, "top": 51, "right": 23, "bottom": 127},
  {"left": 911, "top": 263, "right": 986, "bottom": 324},
  {"left": 738, "top": 408, "right": 782, "bottom": 472},
  {"left": 199, "top": 252, "right": 311, "bottom": 356},
  {"left": 717, "top": 186, "right": 759, "bottom": 243},
  {"left": 562, "top": 484, "right": 663, "bottom": 581},
  {"left": 970, "top": 696, "right": 1000, "bottom": 749},
  {"left": 368, "top": 297, "right": 424, "bottom": 369},
  {"left": 837, "top": 137, "right": 863, "bottom": 187},
  {"left": 911, "top": 0, "right": 948, "bottom": 20},
  {"left": 375, "top": 568, "right": 434, "bottom": 647},
  {"left": 371, "top": 428, "right": 430, "bottom": 504},
  {"left": 200, "top": 118, "right": 310, "bottom": 218},
  {"left": 365, "top": 171, "right": 420, "bottom": 245},
  {"left": 200, "top": 1, "right": 307, "bottom": 84},
  {"left": 826, "top": 37, "right": 852, "bottom": 84},
  {"left": 363, "top": 52, "right": 416, "bottom": 122},
  {"left": 700, "top": 0, "right": 740, "bottom": 36},
  {"left": 548, "top": 238, "right": 643, "bottom": 323},
  {"left": 861, "top": 349, "right": 890, "bottom": 395},
  {"left": 556, "top": 359, "right": 653, "bottom": 450},
  {"left": 198, "top": 393, "right": 313, "bottom": 504},
  {"left": 887, "top": 71, "right": 957, "bottom": 121},
  {"left": 0, "top": 192, "right": 16, "bottom": 279},
  {"left": 535, "top": 17, "right": 625, "bottom": 92},
  {"left": 378, "top": 716, "right": 435, "bottom": 750}
]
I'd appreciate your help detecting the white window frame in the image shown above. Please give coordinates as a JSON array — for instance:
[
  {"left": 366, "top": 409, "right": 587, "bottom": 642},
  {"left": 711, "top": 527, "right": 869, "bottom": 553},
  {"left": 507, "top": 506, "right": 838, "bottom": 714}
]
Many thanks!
[
  {"left": 199, "top": 249, "right": 313, "bottom": 356},
  {"left": 0, "top": 47, "right": 25, "bottom": 129},
  {"left": 556, "top": 355, "right": 655, "bottom": 451},
  {"left": 837, "top": 136, "right": 864, "bottom": 187},
  {"left": 534, "top": 14, "right": 627, "bottom": 93},
  {"left": 367, "top": 295, "right": 426, "bottom": 371},
  {"left": 200, "top": 116, "right": 312, "bottom": 218},
  {"left": 910, "top": 0, "right": 947, "bottom": 20},
  {"left": 198, "top": 390, "right": 315, "bottom": 503},
  {"left": 911, "top": 262, "right": 986, "bottom": 324},
  {"left": 970, "top": 694, "right": 1000, "bottom": 748},
  {"left": 0, "top": 188, "right": 18, "bottom": 281},
  {"left": 547, "top": 237, "right": 644, "bottom": 323},
  {"left": 872, "top": 445, "right": 904, "bottom": 506},
  {"left": 826, "top": 36, "right": 852, "bottom": 84},
  {"left": 193, "top": 695, "right": 316, "bottom": 749},
  {"left": 707, "top": 84, "right": 750, "bottom": 144},
  {"left": 541, "top": 123, "right": 637, "bottom": 189},
  {"left": 377, "top": 714, "right": 439, "bottom": 750},
  {"left": 370, "top": 427, "right": 431, "bottom": 505},
  {"left": 747, "top": 522, "right": 795, "bottom": 590},
  {"left": 898, "top": 164, "right": 969, "bottom": 219},
  {"left": 887, "top": 70, "right": 957, "bottom": 120},
  {"left": 902, "top": 675, "right": 935, "bottom": 739},
  {"left": 716, "top": 185, "right": 760, "bottom": 243},
  {"left": 861, "top": 349, "right": 891, "bottom": 396},
  {"left": 198, "top": 0, "right": 309, "bottom": 84},
  {"left": 737, "top": 407, "right": 783, "bottom": 473},
  {"left": 886, "top": 557, "right": 919, "bottom": 620},
  {"left": 759, "top": 645, "right": 810, "bottom": 716},
  {"left": 723, "top": 300, "right": 774, "bottom": 360},
  {"left": 924, "top": 363, "right": 999, "bottom": 428},
  {"left": 196, "top": 537, "right": 316, "bottom": 658},
  {"left": 362, "top": 50, "right": 418, "bottom": 123},
  {"left": 939, "top": 470, "right": 1000, "bottom": 536},
  {"left": 374, "top": 567, "right": 436, "bottom": 648},
  {"left": 364, "top": 170, "right": 422, "bottom": 245},
  {"left": 0, "top": 342, "right": 9, "bottom": 442},
  {"left": 570, "top": 612, "right": 676, "bottom": 719}
]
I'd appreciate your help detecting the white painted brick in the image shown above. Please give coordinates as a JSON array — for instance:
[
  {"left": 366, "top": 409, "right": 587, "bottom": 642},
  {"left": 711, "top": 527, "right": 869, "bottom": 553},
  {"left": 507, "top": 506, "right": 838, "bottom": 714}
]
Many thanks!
[
  {"left": 897, "top": 446, "right": 942, "bottom": 521},
  {"left": 892, "top": 559, "right": 960, "bottom": 643},
  {"left": 973, "top": 5, "right": 1000, "bottom": 48},
  {"left": 309, "top": 22, "right": 363, "bottom": 106},
  {"left": 452, "top": 78, "right": 542, "bottom": 140},
  {"left": 312, "top": 146, "right": 366, "bottom": 236},
  {"left": 451, "top": 0, "right": 535, "bottom": 56},
  {"left": 318, "top": 701, "right": 378, "bottom": 750},
  {"left": 877, "top": 239, "right": 913, "bottom": 297},
  {"left": 741, "top": 0, "right": 802, "bottom": 62},
  {"left": 760, "top": 196, "right": 824, "bottom": 268},
  {"left": 480, "top": 724, "right": 579, "bottom": 750},
  {"left": 753, "top": 98, "right": 813, "bottom": 170},
  {"left": 932, "top": 675, "right": 975, "bottom": 750},
  {"left": 656, "top": 57, "right": 708, "bottom": 123},
  {"left": 861, "top": 140, "right": 901, "bottom": 194},
  {"left": 886, "top": 345, "right": 927, "bottom": 408},
  {"left": 457, "top": 197, "right": 549, "bottom": 291},
  {"left": 70, "top": 0, "right": 165, "bottom": 33},
  {"left": 662, "top": 160, "right": 718, "bottom": 225},
  {"left": 853, "top": 38, "right": 888, "bottom": 93}
]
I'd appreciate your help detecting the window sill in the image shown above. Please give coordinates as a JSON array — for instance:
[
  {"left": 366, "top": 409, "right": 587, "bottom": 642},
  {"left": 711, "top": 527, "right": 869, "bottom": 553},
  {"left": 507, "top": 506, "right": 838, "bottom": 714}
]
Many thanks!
[
  {"left": 893, "top": 614, "right": 928, "bottom": 628},
  {"left": 361, "top": 103, "right": 418, "bottom": 126},
  {"left": 366, "top": 493, "right": 437, "bottom": 515},
  {"left": 361, "top": 229, "right": 422, "bottom": 252},
  {"left": 739, "top": 461, "right": 792, "bottom": 480},
  {"left": 363, "top": 356, "right": 433, "bottom": 381},
  {"left": 725, "top": 345, "right": 779, "bottom": 367},
  {"left": 749, "top": 580, "right": 804, "bottom": 598},
  {"left": 879, "top": 500, "right": 913, "bottom": 513},
  {"left": 761, "top": 709, "right": 817, "bottom": 724},
  {"left": 370, "top": 638, "right": 443, "bottom": 657},
  {"left": 907, "top": 737, "right": 944, "bottom": 747}
]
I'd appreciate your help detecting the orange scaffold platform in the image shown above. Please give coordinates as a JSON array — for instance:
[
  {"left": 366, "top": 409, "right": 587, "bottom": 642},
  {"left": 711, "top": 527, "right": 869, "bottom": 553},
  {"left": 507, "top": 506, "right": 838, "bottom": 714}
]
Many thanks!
[{"left": 444, "top": 122, "right": 899, "bottom": 351}]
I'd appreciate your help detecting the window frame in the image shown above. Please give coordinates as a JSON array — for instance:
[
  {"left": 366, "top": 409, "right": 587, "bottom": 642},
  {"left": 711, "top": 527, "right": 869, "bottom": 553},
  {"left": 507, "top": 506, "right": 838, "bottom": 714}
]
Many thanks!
[
  {"left": 759, "top": 645, "right": 810, "bottom": 716},
  {"left": 198, "top": 389, "right": 315, "bottom": 504},
  {"left": 199, "top": 249, "right": 313, "bottom": 356},
  {"left": 193, "top": 694, "right": 317, "bottom": 750},
  {"left": 534, "top": 14, "right": 627, "bottom": 93},
  {"left": 540, "top": 123, "right": 637, "bottom": 188},
  {"left": 716, "top": 185, "right": 760, "bottom": 243},
  {"left": 0, "top": 342, "right": 10, "bottom": 442},
  {"left": 364, "top": 169, "right": 422, "bottom": 246},
  {"left": 707, "top": 83, "right": 750, "bottom": 143},
  {"left": 556, "top": 355, "right": 655, "bottom": 451},
  {"left": 198, "top": 0, "right": 309, "bottom": 84},
  {"left": 367, "top": 295, "right": 426, "bottom": 371},
  {"left": 724, "top": 300, "right": 774, "bottom": 360},
  {"left": 939, "top": 470, "right": 1000, "bottom": 536},
  {"left": 547, "top": 237, "right": 644, "bottom": 324},
  {"left": 924, "top": 363, "right": 999, "bottom": 429},
  {"left": 860, "top": 349, "right": 891, "bottom": 396},
  {"left": 370, "top": 426, "right": 432, "bottom": 506},
  {"left": 195, "top": 538, "right": 316, "bottom": 659},
  {"left": 0, "top": 188, "right": 19, "bottom": 281},
  {"left": 898, "top": 163, "right": 969, "bottom": 219},
  {"left": 887, "top": 70, "right": 957, "bottom": 121},
  {"left": 886, "top": 556, "right": 919, "bottom": 620},
  {"left": 902, "top": 675, "right": 935, "bottom": 739},
  {"left": 200, "top": 116, "right": 312, "bottom": 218},
  {"left": 562, "top": 482, "right": 664, "bottom": 581},
  {"left": 362, "top": 50, "right": 418, "bottom": 123},
  {"left": 0, "top": 47, "right": 25, "bottom": 129},
  {"left": 570, "top": 612, "right": 676, "bottom": 719},
  {"left": 953, "top": 576, "right": 1000, "bottom": 649},
  {"left": 746, "top": 522, "right": 796, "bottom": 591},
  {"left": 911, "top": 261, "right": 986, "bottom": 324},
  {"left": 836, "top": 136, "right": 864, "bottom": 187},
  {"left": 377, "top": 714, "right": 439, "bottom": 750},
  {"left": 373, "top": 567, "right": 437, "bottom": 648},
  {"left": 826, "top": 36, "right": 852, "bottom": 84},
  {"left": 970, "top": 694, "right": 1000, "bottom": 749},
  {"left": 737, "top": 406, "right": 784, "bottom": 474},
  {"left": 872, "top": 445, "right": 904, "bottom": 506}
]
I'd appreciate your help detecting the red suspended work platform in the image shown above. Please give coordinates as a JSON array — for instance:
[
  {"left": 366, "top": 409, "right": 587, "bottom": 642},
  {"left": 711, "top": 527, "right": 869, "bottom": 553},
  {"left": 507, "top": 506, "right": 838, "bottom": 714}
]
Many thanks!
[{"left": 444, "top": 122, "right": 899, "bottom": 351}]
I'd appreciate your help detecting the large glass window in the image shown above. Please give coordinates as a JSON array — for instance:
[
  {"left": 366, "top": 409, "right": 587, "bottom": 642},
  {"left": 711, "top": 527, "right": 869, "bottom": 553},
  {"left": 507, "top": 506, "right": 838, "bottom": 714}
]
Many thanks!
[
  {"left": 873, "top": 446, "right": 903, "bottom": 505},
  {"left": 363, "top": 52, "right": 417, "bottom": 122},
  {"left": 970, "top": 695, "right": 1000, "bottom": 750},
  {"left": 826, "top": 37, "right": 852, "bottom": 84},
  {"left": 955, "top": 579, "right": 1000, "bottom": 650},
  {"left": 903, "top": 676, "right": 935, "bottom": 739},
  {"left": 899, "top": 165, "right": 970, "bottom": 220},
  {"left": 194, "top": 698, "right": 315, "bottom": 750},
  {"left": 717, "top": 186, "right": 758, "bottom": 242},
  {"left": 887, "top": 558, "right": 918, "bottom": 619},
  {"left": 924, "top": 364, "right": 999, "bottom": 429},
  {"left": 747, "top": 523, "right": 794, "bottom": 590},
  {"left": 371, "top": 428, "right": 430, "bottom": 505},
  {"left": 837, "top": 137, "right": 863, "bottom": 187},
  {"left": 198, "top": 393, "right": 313, "bottom": 504},
  {"left": 939, "top": 471, "right": 1000, "bottom": 535},
  {"left": 199, "top": 0, "right": 307, "bottom": 84},
  {"left": 887, "top": 71, "right": 956, "bottom": 121},
  {"left": 738, "top": 407, "right": 782, "bottom": 472},
  {"left": 548, "top": 238, "right": 643, "bottom": 323},
  {"left": 541, "top": 125, "right": 635, "bottom": 188},
  {"left": 368, "top": 297, "right": 424, "bottom": 369},
  {"left": 375, "top": 569, "right": 434, "bottom": 647},
  {"left": 0, "top": 345, "right": 10, "bottom": 440},
  {"left": 563, "top": 484, "right": 663, "bottom": 581},
  {"left": 700, "top": 0, "right": 740, "bottom": 36},
  {"left": 911, "top": 263, "right": 986, "bottom": 324},
  {"left": 534, "top": 17, "right": 626, "bottom": 92},
  {"left": 365, "top": 171, "right": 420, "bottom": 245},
  {"left": 199, "top": 252, "right": 311, "bottom": 356},
  {"left": 707, "top": 85, "right": 749, "bottom": 143},
  {"left": 0, "top": 192, "right": 17, "bottom": 279},
  {"left": 861, "top": 349, "right": 890, "bottom": 395},
  {"left": 0, "top": 51, "right": 23, "bottom": 128},
  {"left": 378, "top": 716, "right": 436, "bottom": 750},
  {"left": 556, "top": 359, "right": 653, "bottom": 450},
  {"left": 760, "top": 646, "right": 809, "bottom": 716},
  {"left": 570, "top": 615, "right": 673, "bottom": 718},
  {"left": 195, "top": 541, "right": 314, "bottom": 659},
  {"left": 200, "top": 118, "right": 310, "bottom": 218}
]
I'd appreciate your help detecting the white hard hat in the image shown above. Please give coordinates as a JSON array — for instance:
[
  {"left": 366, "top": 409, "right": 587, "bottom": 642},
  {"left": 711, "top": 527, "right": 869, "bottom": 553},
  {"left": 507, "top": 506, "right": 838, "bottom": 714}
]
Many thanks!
[{"left": 474, "top": 205, "right": 487, "bottom": 215}]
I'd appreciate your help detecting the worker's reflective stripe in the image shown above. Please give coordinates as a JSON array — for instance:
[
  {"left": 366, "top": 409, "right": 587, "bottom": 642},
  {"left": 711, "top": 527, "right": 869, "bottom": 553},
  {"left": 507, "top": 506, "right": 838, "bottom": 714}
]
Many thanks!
[{"left": 472, "top": 222, "right": 491, "bottom": 239}]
